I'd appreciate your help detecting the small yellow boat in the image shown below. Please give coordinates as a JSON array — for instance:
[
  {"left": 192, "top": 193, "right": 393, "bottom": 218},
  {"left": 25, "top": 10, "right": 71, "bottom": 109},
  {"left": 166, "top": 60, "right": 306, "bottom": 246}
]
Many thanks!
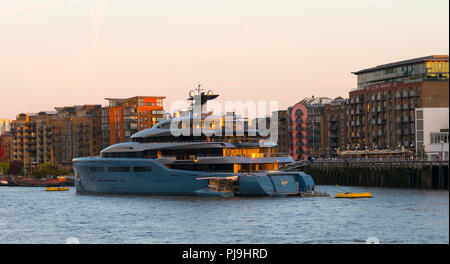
[
  {"left": 45, "top": 187, "right": 69, "bottom": 192},
  {"left": 335, "top": 192, "right": 372, "bottom": 198}
]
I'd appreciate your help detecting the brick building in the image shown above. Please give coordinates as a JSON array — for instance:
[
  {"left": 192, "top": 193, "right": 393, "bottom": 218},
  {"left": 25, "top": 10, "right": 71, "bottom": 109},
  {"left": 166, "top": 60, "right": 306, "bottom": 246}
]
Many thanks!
[
  {"left": 288, "top": 96, "right": 335, "bottom": 160},
  {"left": 106, "top": 96, "right": 165, "bottom": 144},
  {"left": 53, "top": 105, "right": 103, "bottom": 167},
  {"left": 348, "top": 55, "right": 449, "bottom": 151},
  {"left": 322, "top": 97, "right": 348, "bottom": 156},
  {"left": 9, "top": 105, "right": 103, "bottom": 173},
  {"left": 0, "top": 119, "right": 12, "bottom": 162}
]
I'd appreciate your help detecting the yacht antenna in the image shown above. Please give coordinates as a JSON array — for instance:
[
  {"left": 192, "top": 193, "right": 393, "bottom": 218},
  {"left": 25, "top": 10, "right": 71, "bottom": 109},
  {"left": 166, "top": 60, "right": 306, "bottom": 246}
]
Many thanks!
[{"left": 196, "top": 82, "right": 203, "bottom": 95}]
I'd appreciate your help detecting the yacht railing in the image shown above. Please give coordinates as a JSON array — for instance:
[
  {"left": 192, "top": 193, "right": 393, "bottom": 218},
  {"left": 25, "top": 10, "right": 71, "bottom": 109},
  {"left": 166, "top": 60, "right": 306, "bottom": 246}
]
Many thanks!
[
  {"left": 158, "top": 153, "right": 291, "bottom": 159},
  {"left": 134, "top": 139, "right": 265, "bottom": 144}
]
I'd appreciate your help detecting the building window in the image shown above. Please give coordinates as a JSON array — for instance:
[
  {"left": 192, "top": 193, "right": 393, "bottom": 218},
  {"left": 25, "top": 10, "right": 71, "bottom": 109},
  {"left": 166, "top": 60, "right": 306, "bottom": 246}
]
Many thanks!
[
  {"left": 416, "top": 110, "right": 423, "bottom": 119},
  {"left": 417, "top": 131, "right": 424, "bottom": 142},
  {"left": 430, "top": 133, "right": 449, "bottom": 144}
]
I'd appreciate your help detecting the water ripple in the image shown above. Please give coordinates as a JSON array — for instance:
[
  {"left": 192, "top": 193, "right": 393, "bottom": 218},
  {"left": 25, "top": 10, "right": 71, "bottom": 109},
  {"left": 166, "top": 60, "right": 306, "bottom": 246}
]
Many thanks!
[{"left": 0, "top": 186, "right": 448, "bottom": 244}]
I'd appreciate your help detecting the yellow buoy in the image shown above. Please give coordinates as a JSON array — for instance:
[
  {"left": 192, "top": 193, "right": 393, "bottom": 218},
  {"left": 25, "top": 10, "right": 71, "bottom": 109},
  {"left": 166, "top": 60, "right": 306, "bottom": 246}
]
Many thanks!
[
  {"left": 45, "top": 187, "right": 69, "bottom": 191},
  {"left": 335, "top": 192, "right": 372, "bottom": 198}
]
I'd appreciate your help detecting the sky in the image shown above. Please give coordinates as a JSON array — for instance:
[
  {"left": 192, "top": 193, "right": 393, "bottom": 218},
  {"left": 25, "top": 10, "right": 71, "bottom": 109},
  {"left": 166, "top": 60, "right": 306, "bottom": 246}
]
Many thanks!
[{"left": 0, "top": 0, "right": 449, "bottom": 119}]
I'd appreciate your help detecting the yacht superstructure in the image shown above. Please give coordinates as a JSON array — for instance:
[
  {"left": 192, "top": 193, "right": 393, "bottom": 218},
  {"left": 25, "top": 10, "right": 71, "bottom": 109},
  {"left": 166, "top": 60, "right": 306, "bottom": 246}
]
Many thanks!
[{"left": 73, "top": 89, "right": 315, "bottom": 197}]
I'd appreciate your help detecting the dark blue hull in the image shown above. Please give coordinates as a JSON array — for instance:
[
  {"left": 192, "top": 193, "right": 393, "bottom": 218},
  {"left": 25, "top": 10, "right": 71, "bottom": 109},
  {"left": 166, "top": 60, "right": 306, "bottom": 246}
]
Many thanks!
[{"left": 73, "top": 157, "right": 315, "bottom": 197}]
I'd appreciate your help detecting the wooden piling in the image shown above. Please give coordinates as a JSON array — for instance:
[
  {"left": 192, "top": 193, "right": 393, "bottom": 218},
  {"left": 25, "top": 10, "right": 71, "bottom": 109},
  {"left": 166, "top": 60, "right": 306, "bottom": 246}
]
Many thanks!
[{"left": 306, "top": 161, "right": 448, "bottom": 189}]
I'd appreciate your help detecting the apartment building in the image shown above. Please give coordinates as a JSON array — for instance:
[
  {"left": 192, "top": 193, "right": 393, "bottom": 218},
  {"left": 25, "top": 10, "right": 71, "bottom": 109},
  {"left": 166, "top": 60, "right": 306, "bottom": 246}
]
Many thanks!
[
  {"left": 9, "top": 105, "right": 103, "bottom": 173},
  {"left": 349, "top": 55, "right": 449, "bottom": 150},
  {"left": 322, "top": 97, "right": 348, "bottom": 156},
  {"left": 106, "top": 96, "right": 166, "bottom": 144},
  {"left": 288, "top": 96, "right": 333, "bottom": 160},
  {"left": 53, "top": 105, "right": 103, "bottom": 167}
]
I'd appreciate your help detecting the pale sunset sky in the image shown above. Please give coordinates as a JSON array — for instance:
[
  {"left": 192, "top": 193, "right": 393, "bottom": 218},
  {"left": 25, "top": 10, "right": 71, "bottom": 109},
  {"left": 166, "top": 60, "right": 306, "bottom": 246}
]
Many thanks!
[{"left": 1, "top": 0, "right": 449, "bottom": 119}]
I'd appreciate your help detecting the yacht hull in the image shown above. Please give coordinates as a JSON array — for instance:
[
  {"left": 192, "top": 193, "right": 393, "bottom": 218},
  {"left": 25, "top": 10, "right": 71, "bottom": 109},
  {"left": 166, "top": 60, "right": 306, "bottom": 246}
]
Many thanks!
[{"left": 73, "top": 157, "right": 315, "bottom": 197}]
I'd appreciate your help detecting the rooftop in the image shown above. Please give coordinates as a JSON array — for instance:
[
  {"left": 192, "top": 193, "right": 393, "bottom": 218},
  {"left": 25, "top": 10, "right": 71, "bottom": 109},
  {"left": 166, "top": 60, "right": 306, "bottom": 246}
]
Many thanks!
[
  {"left": 352, "top": 55, "right": 449, "bottom": 75},
  {"left": 105, "top": 96, "right": 166, "bottom": 103}
]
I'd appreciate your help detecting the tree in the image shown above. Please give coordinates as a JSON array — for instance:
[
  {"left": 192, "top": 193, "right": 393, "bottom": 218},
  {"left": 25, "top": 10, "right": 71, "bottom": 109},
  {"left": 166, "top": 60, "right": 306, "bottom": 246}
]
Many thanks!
[
  {"left": 0, "top": 162, "right": 9, "bottom": 175},
  {"left": 31, "top": 163, "right": 70, "bottom": 179},
  {"left": 8, "top": 160, "right": 23, "bottom": 176}
]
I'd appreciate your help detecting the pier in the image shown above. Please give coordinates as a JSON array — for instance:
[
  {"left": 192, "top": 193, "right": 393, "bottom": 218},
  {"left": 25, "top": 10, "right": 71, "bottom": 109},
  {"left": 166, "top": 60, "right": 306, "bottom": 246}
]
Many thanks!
[{"left": 303, "top": 160, "right": 449, "bottom": 189}]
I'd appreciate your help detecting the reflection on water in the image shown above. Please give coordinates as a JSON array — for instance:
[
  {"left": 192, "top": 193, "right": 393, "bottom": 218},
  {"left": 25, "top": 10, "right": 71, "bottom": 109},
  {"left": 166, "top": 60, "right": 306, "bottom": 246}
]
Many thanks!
[{"left": 0, "top": 185, "right": 448, "bottom": 244}]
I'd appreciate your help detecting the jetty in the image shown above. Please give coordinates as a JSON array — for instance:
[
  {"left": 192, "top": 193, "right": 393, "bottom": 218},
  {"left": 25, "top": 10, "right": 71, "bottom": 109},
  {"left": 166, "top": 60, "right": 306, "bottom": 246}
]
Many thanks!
[{"left": 302, "top": 160, "right": 448, "bottom": 189}]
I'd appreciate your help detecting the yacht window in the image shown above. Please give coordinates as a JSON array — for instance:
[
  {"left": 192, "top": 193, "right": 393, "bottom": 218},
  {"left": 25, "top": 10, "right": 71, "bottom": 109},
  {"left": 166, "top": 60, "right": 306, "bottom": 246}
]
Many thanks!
[
  {"left": 89, "top": 167, "right": 105, "bottom": 172},
  {"left": 133, "top": 166, "right": 152, "bottom": 172},
  {"left": 107, "top": 167, "right": 130, "bottom": 172}
]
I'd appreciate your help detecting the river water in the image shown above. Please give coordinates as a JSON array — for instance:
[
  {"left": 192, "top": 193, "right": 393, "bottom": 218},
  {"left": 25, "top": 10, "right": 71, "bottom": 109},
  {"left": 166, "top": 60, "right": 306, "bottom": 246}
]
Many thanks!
[{"left": 0, "top": 185, "right": 448, "bottom": 244}]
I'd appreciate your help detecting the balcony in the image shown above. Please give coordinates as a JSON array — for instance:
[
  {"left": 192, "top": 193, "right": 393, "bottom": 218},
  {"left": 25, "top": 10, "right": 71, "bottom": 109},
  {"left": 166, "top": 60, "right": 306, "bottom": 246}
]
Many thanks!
[
  {"left": 26, "top": 147, "right": 37, "bottom": 153},
  {"left": 328, "top": 116, "right": 339, "bottom": 122},
  {"left": 329, "top": 124, "right": 339, "bottom": 130},
  {"left": 329, "top": 133, "right": 339, "bottom": 138}
]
